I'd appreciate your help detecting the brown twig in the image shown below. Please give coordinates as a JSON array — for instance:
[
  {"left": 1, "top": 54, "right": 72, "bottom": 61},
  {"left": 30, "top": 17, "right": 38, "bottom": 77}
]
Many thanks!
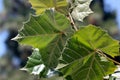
[{"left": 68, "top": 12, "right": 78, "bottom": 31}]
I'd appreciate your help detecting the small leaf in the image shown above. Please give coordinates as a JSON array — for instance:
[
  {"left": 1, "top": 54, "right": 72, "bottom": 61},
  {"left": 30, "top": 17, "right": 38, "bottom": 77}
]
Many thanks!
[
  {"left": 29, "top": 0, "right": 68, "bottom": 15},
  {"left": 58, "top": 25, "right": 119, "bottom": 80},
  {"left": 21, "top": 48, "right": 45, "bottom": 74},
  {"left": 16, "top": 10, "right": 72, "bottom": 68},
  {"left": 71, "top": 0, "right": 93, "bottom": 21}
]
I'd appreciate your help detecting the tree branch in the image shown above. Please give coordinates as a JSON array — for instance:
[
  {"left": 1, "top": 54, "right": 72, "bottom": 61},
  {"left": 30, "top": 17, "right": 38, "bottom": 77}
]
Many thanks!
[{"left": 68, "top": 12, "right": 78, "bottom": 31}]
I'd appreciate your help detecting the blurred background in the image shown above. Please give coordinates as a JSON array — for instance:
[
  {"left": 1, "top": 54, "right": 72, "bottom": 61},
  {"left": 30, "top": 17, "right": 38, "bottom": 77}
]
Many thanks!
[{"left": 0, "top": 0, "right": 120, "bottom": 80}]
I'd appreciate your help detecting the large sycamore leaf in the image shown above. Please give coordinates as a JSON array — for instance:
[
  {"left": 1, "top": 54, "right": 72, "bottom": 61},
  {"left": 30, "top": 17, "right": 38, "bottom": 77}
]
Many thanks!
[
  {"left": 16, "top": 10, "right": 71, "bottom": 68},
  {"left": 58, "top": 25, "right": 119, "bottom": 80},
  {"left": 71, "top": 0, "right": 93, "bottom": 21},
  {"left": 29, "top": 0, "right": 68, "bottom": 15}
]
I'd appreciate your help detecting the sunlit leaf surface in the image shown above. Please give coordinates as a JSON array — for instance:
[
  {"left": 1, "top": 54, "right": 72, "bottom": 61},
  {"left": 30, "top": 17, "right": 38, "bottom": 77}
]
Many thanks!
[{"left": 58, "top": 25, "right": 119, "bottom": 80}]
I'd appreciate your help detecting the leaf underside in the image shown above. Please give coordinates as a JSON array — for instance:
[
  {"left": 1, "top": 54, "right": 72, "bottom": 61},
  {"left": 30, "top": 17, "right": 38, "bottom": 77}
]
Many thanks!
[{"left": 71, "top": 0, "right": 93, "bottom": 21}]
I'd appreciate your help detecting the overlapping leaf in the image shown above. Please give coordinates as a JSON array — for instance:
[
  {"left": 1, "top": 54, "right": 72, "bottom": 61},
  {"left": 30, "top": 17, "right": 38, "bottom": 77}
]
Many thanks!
[
  {"left": 16, "top": 10, "right": 71, "bottom": 68},
  {"left": 70, "top": 0, "right": 93, "bottom": 21},
  {"left": 29, "top": 0, "right": 68, "bottom": 15},
  {"left": 21, "top": 48, "right": 45, "bottom": 74},
  {"left": 58, "top": 25, "right": 119, "bottom": 80}
]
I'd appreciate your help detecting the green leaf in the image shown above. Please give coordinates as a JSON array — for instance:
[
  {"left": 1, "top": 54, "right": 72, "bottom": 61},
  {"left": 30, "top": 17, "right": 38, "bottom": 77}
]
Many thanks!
[
  {"left": 70, "top": 0, "right": 93, "bottom": 21},
  {"left": 60, "top": 54, "right": 116, "bottom": 80},
  {"left": 58, "top": 25, "right": 119, "bottom": 80},
  {"left": 21, "top": 48, "right": 45, "bottom": 75},
  {"left": 16, "top": 10, "right": 71, "bottom": 68},
  {"left": 29, "top": 0, "right": 68, "bottom": 15}
]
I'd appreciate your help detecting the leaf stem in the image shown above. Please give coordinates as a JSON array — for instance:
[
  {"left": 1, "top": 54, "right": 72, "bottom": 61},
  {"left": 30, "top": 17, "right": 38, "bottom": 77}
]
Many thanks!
[
  {"left": 68, "top": 12, "right": 78, "bottom": 31},
  {"left": 96, "top": 49, "right": 120, "bottom": 65}
]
